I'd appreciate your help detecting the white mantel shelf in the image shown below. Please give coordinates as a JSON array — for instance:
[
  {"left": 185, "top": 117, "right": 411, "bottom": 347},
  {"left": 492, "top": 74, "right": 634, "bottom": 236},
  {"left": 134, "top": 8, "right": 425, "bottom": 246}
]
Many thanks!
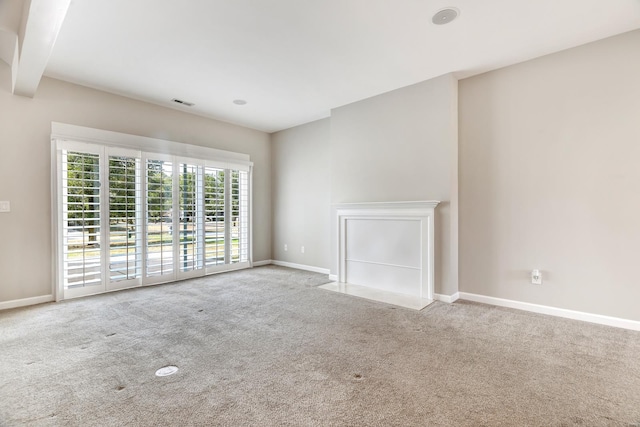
[
  {"left": 326, "top": 200, "right": 440, "bottom": 310},
  {"left": 333, "top": 200, "right": 440, "bottom": 213}
]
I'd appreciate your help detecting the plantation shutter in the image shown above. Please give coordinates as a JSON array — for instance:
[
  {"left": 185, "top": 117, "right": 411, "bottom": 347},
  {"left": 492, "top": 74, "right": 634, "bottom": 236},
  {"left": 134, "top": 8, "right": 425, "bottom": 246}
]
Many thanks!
[
  {"left": 145, "top": 156, "right": 174, "bottom": 279},
  {"left": 204, "top": 166, "right": 226, "bottom": 267},
  {"left": 107, "top": 149, "right": 143, "bottom": 287},
  {"left": 60, "top": 146, "right": 103, "bottom": 297},
  {"left": 54, "top": 130, "right": 253, "bottom": 300},
  {"left": 178, "top": 161, "right": 204, "bottom": 275},
  {"left": 230, "top": 169, "right": 249, "bottom": 264}
]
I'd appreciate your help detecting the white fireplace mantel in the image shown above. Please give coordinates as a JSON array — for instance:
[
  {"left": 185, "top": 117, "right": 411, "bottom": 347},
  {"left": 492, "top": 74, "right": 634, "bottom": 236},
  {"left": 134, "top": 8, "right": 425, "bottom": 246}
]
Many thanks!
[{"left": 322, "top": 201, "right": 439, "bottom": 310}]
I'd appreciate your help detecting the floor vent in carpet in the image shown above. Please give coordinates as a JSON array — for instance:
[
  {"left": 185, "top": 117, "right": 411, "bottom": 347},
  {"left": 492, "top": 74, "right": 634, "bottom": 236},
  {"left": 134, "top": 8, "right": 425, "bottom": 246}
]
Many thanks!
[{"left": 155, "top": 366, "right": 179, "bottom": 377}]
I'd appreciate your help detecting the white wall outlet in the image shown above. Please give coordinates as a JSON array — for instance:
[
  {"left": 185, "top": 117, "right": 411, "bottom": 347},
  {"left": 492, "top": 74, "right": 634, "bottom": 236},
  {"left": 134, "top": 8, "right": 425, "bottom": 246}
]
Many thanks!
[
  {"left": 284, "top": 244, "right": 288, "bottom": 251},
  {"left": 301, "top": 246, "right": 305, "bottom": 254},
  {"left": 531, "top": 269, "right": 542, "bottom": 285},
  {"left": 0, "top": 201, "right": 10, "bottom": 213}
]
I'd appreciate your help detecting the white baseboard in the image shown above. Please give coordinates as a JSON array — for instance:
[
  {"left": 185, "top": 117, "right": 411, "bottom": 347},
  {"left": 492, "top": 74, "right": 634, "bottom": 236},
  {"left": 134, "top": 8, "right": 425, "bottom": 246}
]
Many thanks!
[
  {"left": 0, "top": 294, "right": 54, "bottom": 311},
  {"left": 458, "top": 292, "right": 640, "bottom": 332},
  {"left": 270, "top": 260, "right": 330, "bottom": 275},
  {"left": 434, "top": 292, "right": 460, "bottom": 303},
  {"left": 328, "top": 274, "right": 337, "bottom": 281},
  {"left": 252, "top": 260, "right": 272, "bottom": 267}
]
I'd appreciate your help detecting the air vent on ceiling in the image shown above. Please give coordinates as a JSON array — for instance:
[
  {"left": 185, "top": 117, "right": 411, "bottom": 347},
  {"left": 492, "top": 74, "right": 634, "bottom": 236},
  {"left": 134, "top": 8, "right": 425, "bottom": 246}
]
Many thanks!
[
  {"left": 171, "top": 98, "right": 194, "bottom": 107},
  {"left": 432, "top": 7, "right": 459, "bottom": 25}
]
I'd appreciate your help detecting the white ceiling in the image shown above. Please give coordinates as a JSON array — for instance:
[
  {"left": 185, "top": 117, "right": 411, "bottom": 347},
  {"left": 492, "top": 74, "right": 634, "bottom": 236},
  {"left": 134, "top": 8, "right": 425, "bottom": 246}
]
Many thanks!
[{"left": 31, "top": 0, "right": 640, "bottom": 132}]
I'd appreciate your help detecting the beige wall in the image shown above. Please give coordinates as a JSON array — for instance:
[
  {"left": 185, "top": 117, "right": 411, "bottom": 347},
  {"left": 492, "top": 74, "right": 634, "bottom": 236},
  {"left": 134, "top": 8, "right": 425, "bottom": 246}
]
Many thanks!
[
  {"left": 0, "top": 63, "right": 271, "bottom": 303},
  {"left": 271, "top": 119, "right": 331, "bottom": 269},
  {"left": 330, "top": 74, "right": 459, "bottom": 296},
  {"left": 459, "top": 30, "right": 640, "bottom": 321}
]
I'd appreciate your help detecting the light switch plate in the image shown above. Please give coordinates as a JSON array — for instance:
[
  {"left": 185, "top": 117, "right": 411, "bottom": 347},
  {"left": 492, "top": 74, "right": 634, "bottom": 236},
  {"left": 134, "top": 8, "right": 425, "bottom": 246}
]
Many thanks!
[{"left": 0, "top": 201, "right": 10, "bottom": 213}]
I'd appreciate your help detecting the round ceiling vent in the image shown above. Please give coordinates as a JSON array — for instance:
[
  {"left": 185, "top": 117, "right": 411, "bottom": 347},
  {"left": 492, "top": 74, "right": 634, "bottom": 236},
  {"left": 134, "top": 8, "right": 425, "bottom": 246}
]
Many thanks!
[{"left": 432, "top": 8, "right": 460, "bottom": 25}]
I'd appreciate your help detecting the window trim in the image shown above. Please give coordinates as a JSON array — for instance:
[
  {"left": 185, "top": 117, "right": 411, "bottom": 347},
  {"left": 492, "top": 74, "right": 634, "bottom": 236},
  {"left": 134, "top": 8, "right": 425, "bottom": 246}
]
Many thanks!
[{"left": 51, "top": 123, "right": 253, "bottom": 301}]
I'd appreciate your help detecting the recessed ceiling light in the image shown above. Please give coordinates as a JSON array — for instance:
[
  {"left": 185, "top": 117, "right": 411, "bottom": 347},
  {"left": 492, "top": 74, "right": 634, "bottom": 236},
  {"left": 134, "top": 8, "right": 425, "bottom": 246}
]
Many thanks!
[
  {"left": 171, "top": 98, "right": 194, "bottom": 107},
  {"left": 233, "top": 99, "right": 247, "bottom": 105},
  {"left": 432, "top": 7, "right": 459, "bottom": 25}
]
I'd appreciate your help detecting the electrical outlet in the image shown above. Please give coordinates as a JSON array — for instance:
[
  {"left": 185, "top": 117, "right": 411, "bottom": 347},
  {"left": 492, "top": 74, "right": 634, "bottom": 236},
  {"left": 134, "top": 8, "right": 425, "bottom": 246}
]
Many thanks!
[
  {"left": 301, "top": 246, "right": 305, "bottom": 254},
  {"left": 531, "top": 269, "right": 542, "bottom": 285},
  {"left": 284, "top": 244, "right": 288, "bottom": 251},
  {"left": 0, "top": 201, "right": 10, "bottom": 213}
]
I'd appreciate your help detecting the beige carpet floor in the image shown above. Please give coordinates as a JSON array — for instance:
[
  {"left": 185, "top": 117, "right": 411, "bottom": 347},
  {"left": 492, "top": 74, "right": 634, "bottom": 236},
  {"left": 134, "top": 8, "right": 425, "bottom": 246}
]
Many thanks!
[{"left": 1, "top": 265, "right": 639, "bottom": 426}]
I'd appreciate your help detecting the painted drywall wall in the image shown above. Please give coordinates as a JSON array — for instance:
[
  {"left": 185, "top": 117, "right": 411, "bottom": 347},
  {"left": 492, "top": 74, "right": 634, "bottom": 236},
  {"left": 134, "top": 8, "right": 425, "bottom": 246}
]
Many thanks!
[
  {"left": 459, "top": 29, "right": 640, "bottom": 321},
  {"left": 0, "top": 63, "right": 271, "bottom": 303},
  {"left": 330, "top": 74, "right": 458, "bottom": 296},
  {"left": 271, "top": 119, "right": 331, "bottom": 269}
]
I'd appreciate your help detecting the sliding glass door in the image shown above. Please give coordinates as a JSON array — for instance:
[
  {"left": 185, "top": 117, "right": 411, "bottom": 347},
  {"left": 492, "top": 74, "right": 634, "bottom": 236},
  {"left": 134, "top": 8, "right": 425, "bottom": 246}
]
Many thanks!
[{"left": 56, "top": 141, "right": 251, "bottom": 300}]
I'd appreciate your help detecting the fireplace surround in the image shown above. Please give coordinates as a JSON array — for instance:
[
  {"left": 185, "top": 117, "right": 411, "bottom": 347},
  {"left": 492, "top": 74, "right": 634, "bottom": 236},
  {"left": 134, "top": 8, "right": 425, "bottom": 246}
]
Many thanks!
[{"left": 321, "top": 201, "right": 439, "bottom": 309}]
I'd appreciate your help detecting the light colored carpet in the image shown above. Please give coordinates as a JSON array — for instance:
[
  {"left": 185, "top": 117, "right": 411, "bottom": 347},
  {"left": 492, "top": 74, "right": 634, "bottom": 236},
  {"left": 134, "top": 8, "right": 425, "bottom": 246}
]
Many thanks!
[{"left": 1, "top": 265, "right": 639, "bottom": 426}]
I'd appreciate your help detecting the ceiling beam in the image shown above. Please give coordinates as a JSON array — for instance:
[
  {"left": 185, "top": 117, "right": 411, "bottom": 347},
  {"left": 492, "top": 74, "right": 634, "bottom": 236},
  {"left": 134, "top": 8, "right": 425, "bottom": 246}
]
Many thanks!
[
  {"left": 12, "top": 0, "right": 70, "bottom": 97},
  {"left": 0, "top": 30, "right": 19, "bottom": 89},
  {"left": 0, "top": 0, "right": 22, "bottom": 89}
]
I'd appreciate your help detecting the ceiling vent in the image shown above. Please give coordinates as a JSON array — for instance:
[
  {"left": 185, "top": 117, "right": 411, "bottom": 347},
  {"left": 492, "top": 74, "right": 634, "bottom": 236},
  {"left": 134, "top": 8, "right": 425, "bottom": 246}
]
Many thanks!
[
  {"left": 432, "top": 8, "right": 459, "bottom": 25},
  {"left": 171, "top": 98, "right": 194, "bottom": 107}
]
